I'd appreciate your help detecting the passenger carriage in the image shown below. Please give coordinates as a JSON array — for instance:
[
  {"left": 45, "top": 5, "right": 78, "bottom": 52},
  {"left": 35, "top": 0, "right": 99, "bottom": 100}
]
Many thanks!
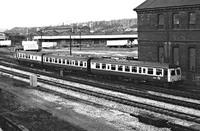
[
  {"left": 42, "top": 54, "right": 90, "bottom": 73},
  {"left": 15, "top": 51, "right": 44, "bottom": 67},
  {"left": 15, "top": 51, "right": 182, "bottom": 86},
  {"left": 90, "top": 58, "right": 182, "bottom": 85}
]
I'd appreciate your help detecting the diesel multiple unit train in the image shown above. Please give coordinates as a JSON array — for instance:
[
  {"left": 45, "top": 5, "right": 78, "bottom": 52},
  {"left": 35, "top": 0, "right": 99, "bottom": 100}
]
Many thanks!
[{"left": 15, "top": 51, "right": 182, "bottom": 86}]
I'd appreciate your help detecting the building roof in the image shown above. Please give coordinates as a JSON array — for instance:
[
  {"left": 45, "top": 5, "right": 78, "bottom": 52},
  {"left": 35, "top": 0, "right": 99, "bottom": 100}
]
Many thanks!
[{"left": 134, "top": 0, "right": 200, "bottom": 10}]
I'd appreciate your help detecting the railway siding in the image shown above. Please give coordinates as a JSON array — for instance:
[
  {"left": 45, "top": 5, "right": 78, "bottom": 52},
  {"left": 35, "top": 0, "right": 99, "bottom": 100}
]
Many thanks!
[
  {"left": 1, "top": 65, "right": 200, "bottom": 118},
  {"left": 0, "top": 65, "right": 200, "bottom": 130}
]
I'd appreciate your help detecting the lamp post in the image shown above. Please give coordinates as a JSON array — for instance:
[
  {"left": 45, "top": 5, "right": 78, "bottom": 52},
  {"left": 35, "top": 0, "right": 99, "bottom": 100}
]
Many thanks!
[
  {"left": 37, "top": 26, "right": 50, "bottom": 47},
  {"left": 79, "top": 31, "right": 81, "bottom": 50},
  {"left": 69, "top": 35, "right": 72, "bottom": 55}
]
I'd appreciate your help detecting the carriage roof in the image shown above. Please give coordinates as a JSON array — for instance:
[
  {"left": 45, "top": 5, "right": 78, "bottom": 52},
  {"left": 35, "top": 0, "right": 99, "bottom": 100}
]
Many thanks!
[
  {"left": 44, "top": 54, "right": 89, "bottom": 61},
  {"left": 91, "top": 58, "right": 179, "bottom": 69},
  {"left": 17, "top": 51, "right": 44, "bottom": 56}
]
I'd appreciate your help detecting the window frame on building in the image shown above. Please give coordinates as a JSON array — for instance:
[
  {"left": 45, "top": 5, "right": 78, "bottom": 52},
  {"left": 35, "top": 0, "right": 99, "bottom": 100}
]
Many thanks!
[
  {"left": 188, "top": 12, "right": 196, "bottom": 29},
  {"left": 172, "top": 47, "right": 180, "bottom": 65},
  {"left": 157, "top": 14, "right": 165, "bottom": 29},
  {"left": 172, "top": 13, "right": 179, "bottom": 29},
  {"left": 188, "top": 47, "right": 196, "bottom": 71}
]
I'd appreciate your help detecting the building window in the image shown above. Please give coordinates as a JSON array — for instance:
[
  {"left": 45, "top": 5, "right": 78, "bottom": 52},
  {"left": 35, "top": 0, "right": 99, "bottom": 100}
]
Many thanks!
[
  {"left": 189, "top": 12, "right": 196, "bottom": 29},
  {"left": 172, "top": 47, "right": 180, "bottom": 65},
  {"left": 173, "top": 13, "right": 179, "bottom": 29},
  {"left": 189, "top": 48, "right": 196, "bottom": 71},
  {"left": 157, "top": 14, "right": 164, "bottom": 29}
]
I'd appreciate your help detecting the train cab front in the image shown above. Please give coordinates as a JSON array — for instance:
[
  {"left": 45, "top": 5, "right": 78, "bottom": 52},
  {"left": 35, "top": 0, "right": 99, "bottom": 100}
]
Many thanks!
[{"left": 168, "top": 67, "right": 183, "bottom": 87}]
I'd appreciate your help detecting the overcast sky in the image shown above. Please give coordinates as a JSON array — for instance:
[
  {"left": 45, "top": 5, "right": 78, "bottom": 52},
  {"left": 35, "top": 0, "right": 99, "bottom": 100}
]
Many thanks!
[{"left": 1, "top": 0, "right": 145, "bottom": 29}]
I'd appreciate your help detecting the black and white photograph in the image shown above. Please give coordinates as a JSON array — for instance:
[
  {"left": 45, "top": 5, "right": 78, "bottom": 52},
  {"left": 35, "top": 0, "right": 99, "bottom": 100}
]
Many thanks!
[{"left": 0, "top": 0, "right": 200, "bottom": 131}]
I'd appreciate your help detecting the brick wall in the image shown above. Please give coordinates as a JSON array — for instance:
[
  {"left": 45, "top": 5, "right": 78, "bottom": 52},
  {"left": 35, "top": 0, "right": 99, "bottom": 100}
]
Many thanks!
[{"left": 137, "top": 8, "right": 200, "bottom": 83}]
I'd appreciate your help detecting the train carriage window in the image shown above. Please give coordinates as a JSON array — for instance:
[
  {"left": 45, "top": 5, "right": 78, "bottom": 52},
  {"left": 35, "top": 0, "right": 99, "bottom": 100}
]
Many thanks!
[
  {"left": 132, "top": 66, "right": 137, "bottom": 73},
  {"left": 55, "top": 58, "right": 57, "bottom": 63},
  {"left": 49, "top": 58, "right": 52, "bottom": 62},
  {"left": 52, "top": 58, "right": 55, "bottom": 63},
  {"left": 139, "top": 67, "right": 142, "bottom": 73},
  {"left": 80, "top": 61, "right": 83, "bottom": 66},
  {"left": 148, "top": 68, "right": 154, "bottom": 75},
  {"left": 69, "top": 60, "right": 72, "bottom": 65},
  {"left": 125, "top": 66, "right": 130, "bottom": 72},
  {"left": 35, "top": 56, "right": 37, "bottom": 60},
  {"left": 102, "top": 64, "right": 106, "bottom": 69},
  {"left": 72, "top": 60, "right": 75, "bottom": 65},
  {"left": 67, "top": 60, "right": 70, "bottom": 65},
  {"left": 58, "top": 59, "right": 62, "bottom": 64},
  {"left": 176, "top": 69, "right": 181, "bottom": 75},
  {"left": 118, "top": 65, "right": 123, "bottom": 71},
  {"left": 156, "top": 69, "right": 163, "bottom": 76},
  {"left": 75, "top": 61, "right": 79, "bottom": 66},
  {"left": 96, "top": 63, "right": 100, "bottom": 68},
  {"left": 111, "top": 65, "right": 116, "bottom": 70},
  {"left": 84, "top": 62, "right": 87, "bottom": 67},
  {"left": 62, "top": 59, "right": 66, "bottom": 64},
  {"left": 143, "top": 68, "right": 146, "bottom": 74},
  {"left": 171, "top": 70, "right": 175, "bottom": 76}
]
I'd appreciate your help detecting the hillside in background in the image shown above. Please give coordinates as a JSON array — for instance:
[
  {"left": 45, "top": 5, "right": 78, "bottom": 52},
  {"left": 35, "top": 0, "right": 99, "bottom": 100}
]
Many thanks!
[{"left": 4, "top": 18, "right": 137, "bottom": 35}]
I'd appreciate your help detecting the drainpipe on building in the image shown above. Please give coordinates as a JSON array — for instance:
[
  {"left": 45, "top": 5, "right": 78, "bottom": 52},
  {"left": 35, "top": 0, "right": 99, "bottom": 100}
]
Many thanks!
[{"left": 165, "top": 12, "right": 170, "bottom": 63}]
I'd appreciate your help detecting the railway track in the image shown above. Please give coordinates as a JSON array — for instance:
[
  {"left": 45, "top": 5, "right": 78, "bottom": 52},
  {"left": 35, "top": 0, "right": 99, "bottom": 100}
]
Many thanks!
[
  {"left": 1, "top": 60, "right": 200, "bottom": 109},
  {"left": 0, "top": 63, "right": 200, "bottom": 130},
  {"left": 1, "top": 54, "right": 200, "bottom": 100}
]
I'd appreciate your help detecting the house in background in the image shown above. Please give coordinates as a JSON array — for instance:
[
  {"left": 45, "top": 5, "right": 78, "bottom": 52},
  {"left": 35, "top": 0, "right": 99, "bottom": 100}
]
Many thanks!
[
  {"left": 0, "top": 32, "right": 6, "bottom": 40},
  {"left": 134, "top": 0, "right": 200, "bottom": 83}
]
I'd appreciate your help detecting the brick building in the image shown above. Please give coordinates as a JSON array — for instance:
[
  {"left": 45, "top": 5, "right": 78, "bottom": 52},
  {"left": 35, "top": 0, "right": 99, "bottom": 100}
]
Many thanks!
[{"left": 134, "top": 0, "right": 200, "bottom": 83}]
